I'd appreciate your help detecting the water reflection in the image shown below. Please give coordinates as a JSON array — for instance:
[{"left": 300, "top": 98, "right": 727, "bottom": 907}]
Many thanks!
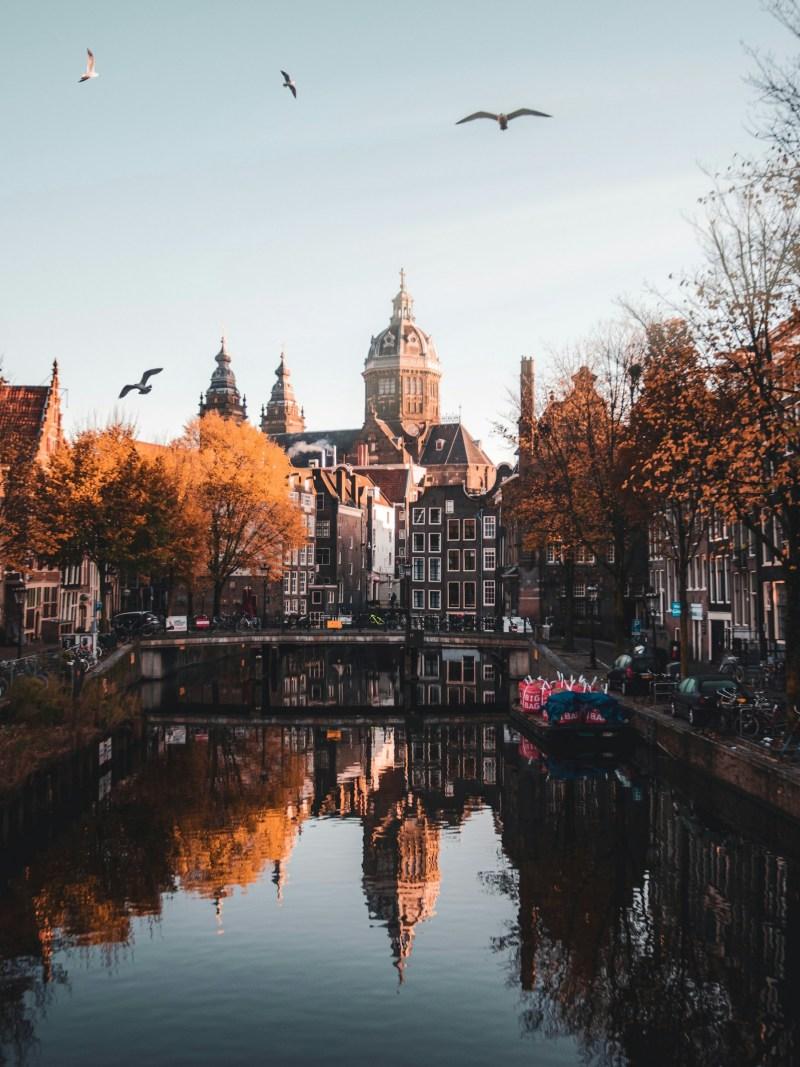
[{"left": 1, "top": 711, "right": 799, "bottom": 1065}]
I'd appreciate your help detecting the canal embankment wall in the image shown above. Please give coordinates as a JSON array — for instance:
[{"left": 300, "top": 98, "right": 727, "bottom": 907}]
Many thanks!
[{"left": 533, "top": 639, "right": 800, "bottom": 823}]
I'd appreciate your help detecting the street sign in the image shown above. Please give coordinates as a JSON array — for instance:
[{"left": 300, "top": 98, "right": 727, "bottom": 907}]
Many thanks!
[
  {"left": 690, "top": 603, "right": 703, "bottom": 621},
  {"left": 671, "top": 601, "right": 681, "bottom": 617}
]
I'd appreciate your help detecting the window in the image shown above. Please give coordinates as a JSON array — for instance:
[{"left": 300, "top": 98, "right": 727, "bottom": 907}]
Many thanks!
[
  {"left": 299, "top": 546, "right": 306, "bottom": 566},
  {"left": 283, "top": 575, "right": 290, "bottom": 594},
  {"left": 463, "top": 582, "right": 476, "bottom": 609},
  {"left": 546, "top": 541, "right": 561, "bottom": 564},
  {"left": 421, "top": 652, "right": 439, "bottom": 678},
  {"left": 447, "top": 582, "right": 460, "bottom": 608},
  {"left": 412, "top": 533, "right": 425, "bottom": 553},
  {"left": 428, "top": 684, "right": 441, "bottom": 704},
  {"left": 429, "top": 558, "right": 441, "bottom": 582},
  {"left": 316, "top": 548, "right": 330, "bottom": 566},
  {"left": 445, "top": 499, "right": 454, "bottom": 514},
  {"left": 429, "top": 532, "right": 441, "bottom": 553},
  {"left": 447, "top": 660, "right": 463, "bottom": 683},
  {"left": 412, "top": 557, "right": 425, "bottom": 581},
  {"left": 316, "top": 520, "right": 330, "bottom": 538},
  {"left": 463, "top": 518, "right": 476, "bottom": 540},
  {"left": 607, "top": 542, "right": 615, "bottom": 564},
  {"left": 429, "top": 507, "right": 441, "bottom": 524},
  {"left": 574, "top": 582, "right": 586, "bottom": 598},
  {"left": 429, "top": 589, "right": 441, "bottom": 610},
  {"left": 483, "top": 662, "right": 495, "bottom": 681},
  {"left": 327, "top": 590, "right": 335, "bottom": 604},
  {"left": 448, "top": 549, "right": 460, "bottom": 571},
  {"left": 299, "top": 572, "right": 307, "bottom": 595},
  {"left": 316, "top": 495, "right": 325, "bottom": 511},
  {"left": 447, "top": 518, "right": 460, "bottom": 540},
  {"left": 463, "top": 549, "right": 476, "bottom": 571},
  {"left": 483, "top": 516, "right": 496, "bottom": 539},
  {"left": 435, "top": 438, "right": 445, "bottom": 451},
  {"left": 312, "top": 590, "right": 322, "bottom": 605},
  {"left": 463, "top": 656, "right": 476, "bottom": 683},
  {"left": 483, "top": 580, "right": 496, "bottom": 607},
  {"left": 413, "top": 507, "right": 425, "bottom": 525},
  {"left": 412, "top": 589, "right": 425, "bottom": 609},
  {"left": 576, "top": 545, "right": 595, "bottom": 564},
  {"left": 483, "top": 548, "right": 496, "bottom": 571},
  {"left": 290, "top": 572, "right": 298, "bottom": 594}
]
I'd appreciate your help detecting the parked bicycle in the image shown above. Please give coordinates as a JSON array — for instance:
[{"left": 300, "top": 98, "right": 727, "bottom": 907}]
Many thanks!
[{"left": 235, "top": 614, "right": 261, "bottom": 632}]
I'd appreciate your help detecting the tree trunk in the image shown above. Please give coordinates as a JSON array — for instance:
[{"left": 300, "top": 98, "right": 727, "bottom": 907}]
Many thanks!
[
  {"left": 784, "top": 563, "right": 800, "bottom": 720},
  {"left": 612, "top": 576, "right": 627, "bottom": 654},
  {"left": 679, "top": 565, "right": 690, "bottom": 679},
  {"left": 563, "top": 557, "right": 575, "bottom": 652}
]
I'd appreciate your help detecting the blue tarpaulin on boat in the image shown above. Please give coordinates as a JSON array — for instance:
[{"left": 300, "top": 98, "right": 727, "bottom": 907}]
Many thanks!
[{"left": 544, "top": 690, "right": 630, "bottom": 725}]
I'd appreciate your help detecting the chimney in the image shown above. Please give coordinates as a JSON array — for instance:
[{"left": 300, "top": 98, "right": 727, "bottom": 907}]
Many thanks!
[
  {"left": 356, "top": 440, "right": 368, "bottom": 466},
  {"left": 518, "top": 356, "right": 535, "bottom": 475}
]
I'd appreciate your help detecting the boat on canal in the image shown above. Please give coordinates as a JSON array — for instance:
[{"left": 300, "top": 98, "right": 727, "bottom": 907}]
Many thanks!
[{"left": 512, "top": 674, "right": 632, "bottom": 750}]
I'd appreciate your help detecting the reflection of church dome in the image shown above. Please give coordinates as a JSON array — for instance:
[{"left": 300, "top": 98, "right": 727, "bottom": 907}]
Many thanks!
[{"left": 362, "top": 798, "right": 441, "bottom": 979}]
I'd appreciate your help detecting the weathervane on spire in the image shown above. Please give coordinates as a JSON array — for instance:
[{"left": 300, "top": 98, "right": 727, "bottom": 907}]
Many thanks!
[{"left": 399, "top": 267, "right": 406, "bottom": 291}]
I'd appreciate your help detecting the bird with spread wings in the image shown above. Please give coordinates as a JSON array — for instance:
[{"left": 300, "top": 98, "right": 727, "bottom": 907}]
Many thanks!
[
  {"left": 118, "top": 368, "right": 163, "bottom": 399},
  {"left": 456, "top": 108, "right": 551, "bottom": 131}
]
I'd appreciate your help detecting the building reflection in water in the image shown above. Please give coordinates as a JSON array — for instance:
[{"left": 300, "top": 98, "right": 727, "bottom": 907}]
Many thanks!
[{"left": 1, "top": 712, "right": 800, "bottom": 1064}]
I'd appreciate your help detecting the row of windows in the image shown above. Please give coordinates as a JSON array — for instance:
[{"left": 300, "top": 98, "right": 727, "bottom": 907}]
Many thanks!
[
  {"left": 546, "top": 541, "right": 614, "bottom": 564},
  {"left": 411, "top": 511, "right": 496, "bottom": 539},
  {"left": 283, "top": 571, "right": 310, "bottom": 596},
  {"left": 411, "top": 548, "right": 496, "bottom": 578},
  {"left": 418, "top": 652, "right": 495, "bottom": 682},
  {"left": 411, "top": 580, "right": 495, "bottom": 610},
  {"left": 284, "top": 542, "right": 315, "bottom": 567}
]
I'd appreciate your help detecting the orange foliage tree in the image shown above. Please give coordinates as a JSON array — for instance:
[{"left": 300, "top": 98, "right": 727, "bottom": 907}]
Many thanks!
[
  {"left": 175, "top": 413, "right": 304, "bottom": 617},
  {"left": 683, "top": 173, "right": 800, "bottom": 707},
  {"left": 34, "top": 425, "right": 183, "bottom": 627},
  {"left": 627, "top": 320, "right": 724, "bottom": 676},
  {"left": 513, "top": 330, "right": 649, "bottom": 652}
]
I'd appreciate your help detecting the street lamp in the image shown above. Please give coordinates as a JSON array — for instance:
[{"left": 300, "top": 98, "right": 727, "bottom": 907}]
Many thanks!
[
  {"left": 646, "top": 587, "right": 659, "bottom": 653},
  {"left": 587, "top": 584, "right": 598, "bottom": 669},
  {"left": 9, "top": 574, "right": 26, "bottom": 659}
]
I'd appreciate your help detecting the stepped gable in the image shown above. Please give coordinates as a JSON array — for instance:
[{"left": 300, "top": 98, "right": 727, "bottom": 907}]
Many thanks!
[{"left": 0, "top": 361, "right": 62, "bottom": 462}]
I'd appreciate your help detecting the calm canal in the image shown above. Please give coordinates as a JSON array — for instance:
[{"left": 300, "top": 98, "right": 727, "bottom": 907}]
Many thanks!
[{"left": 1, "top": 650, "right": 799, "bottom": 1066}]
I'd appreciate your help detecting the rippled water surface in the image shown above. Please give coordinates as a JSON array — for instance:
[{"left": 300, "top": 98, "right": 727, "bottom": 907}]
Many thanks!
[{"left": 2, "top": 656, "right": 799, "bottom": 1066}]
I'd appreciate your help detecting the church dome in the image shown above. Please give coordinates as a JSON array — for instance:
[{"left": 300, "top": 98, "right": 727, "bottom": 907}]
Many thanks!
[
  {"left": 199, "top": 335, "right": 247, "bottom": 422},
  {"left": 366, "top": 270, "right": 439, "bottom": 365}
]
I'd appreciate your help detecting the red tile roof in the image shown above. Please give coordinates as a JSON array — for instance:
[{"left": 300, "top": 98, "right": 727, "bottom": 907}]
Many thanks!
[{"left": 0, "top": 384, "right": 50, "bottom": 455}]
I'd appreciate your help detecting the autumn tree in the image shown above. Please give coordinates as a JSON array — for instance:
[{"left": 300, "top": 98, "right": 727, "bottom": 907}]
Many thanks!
[
  {"left": 35, "top": 425, "right": 180, "bottom": 627},
  {"left": 175, "top": 413, "right": 304, "bottom": 617},
  {"left": 627, "top": 320, "right": 723, "bottom": 676},
  {"left": 513, "top": 327, "right": 649, "bottom": 651},
  {"left": 681, "top": 171, "right": 800, "bottom": 708}
]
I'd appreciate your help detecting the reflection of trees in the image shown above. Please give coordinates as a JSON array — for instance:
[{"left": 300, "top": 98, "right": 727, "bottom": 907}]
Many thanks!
[
  {"left": 0, "top": 725, "right": 313, "bottom": 1059},
  {"left": 490, "top": 749, "right": 800, "bottom": 1066}
]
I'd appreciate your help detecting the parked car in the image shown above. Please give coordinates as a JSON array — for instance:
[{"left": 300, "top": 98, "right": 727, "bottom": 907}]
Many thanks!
[
  {"left": 111, "top": 611, "right": 165, "bottom": 637},
  {"left": 192, "top": 614, "right": 211, "bottom": 630},
  {"left": 669, "top": 674, "right": 751, "bottom": 728},
  {"left": 606, "top": 649, "right": 669, "bottom": 696}
]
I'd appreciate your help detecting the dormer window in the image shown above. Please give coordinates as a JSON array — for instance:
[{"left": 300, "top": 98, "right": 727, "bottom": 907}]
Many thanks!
[{"left": 435, "top": 439, "right": 445, "bottom": 451}]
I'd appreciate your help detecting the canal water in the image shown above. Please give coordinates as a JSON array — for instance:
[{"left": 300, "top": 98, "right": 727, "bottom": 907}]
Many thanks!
[{"left": 1, "top": 651, "right": 799, "bottom": 1066}]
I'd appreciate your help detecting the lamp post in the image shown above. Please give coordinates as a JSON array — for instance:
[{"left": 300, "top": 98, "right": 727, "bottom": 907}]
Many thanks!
[
  {"left": 587, "top": 584, "right": 598, "bottom": 669},
  {"left": 9, "top": 575, "right": 26, "bottom": 659},
  {"left": 646, "top": 587, "right": 659, "bottom": 653}
]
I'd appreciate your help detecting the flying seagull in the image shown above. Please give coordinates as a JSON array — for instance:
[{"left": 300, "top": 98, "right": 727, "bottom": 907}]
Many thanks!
[
  {"left": 79, "top": 48, "right": 98, "bottom": 83},
  {"left": 118, "top": 368, "right": 162, "bottom": 399},
  {"left": 456, "top": 108, "right": 551, "bottom": 131},
  {"left": 281, "top": 70, "right": 297, "bottom": 98}
]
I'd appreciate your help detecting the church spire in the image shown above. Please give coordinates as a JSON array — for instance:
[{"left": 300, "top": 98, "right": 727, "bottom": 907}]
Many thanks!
[
  {"left": 199, "top": 334, "right": 247, "bottom": 422},
  {"left": 261, "top": 350, "right": 305, "bottom": 437},
  {"left": 390, "top": 268, "right": 414, "bottom": 325}
]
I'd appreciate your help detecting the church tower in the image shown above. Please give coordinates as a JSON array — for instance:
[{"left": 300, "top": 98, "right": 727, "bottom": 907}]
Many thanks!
[
  {"left": 199, "top": 336, "right": 247, "bottom": 422},
  {"left": 362, "top": 271, "right": 441, "bottom": 432},
  {"left": 261, "top": 352, "right": 306, "bottom": 436}
]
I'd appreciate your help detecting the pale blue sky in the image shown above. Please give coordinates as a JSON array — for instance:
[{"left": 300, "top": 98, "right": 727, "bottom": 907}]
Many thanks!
[{"left": 0, "top": 0, "right": 790, "bottom": 457}]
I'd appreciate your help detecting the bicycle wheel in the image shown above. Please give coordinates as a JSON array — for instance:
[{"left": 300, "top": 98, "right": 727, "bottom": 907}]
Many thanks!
[{"left": 739, "top": 712, "right": 761, "bottom": 739}]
